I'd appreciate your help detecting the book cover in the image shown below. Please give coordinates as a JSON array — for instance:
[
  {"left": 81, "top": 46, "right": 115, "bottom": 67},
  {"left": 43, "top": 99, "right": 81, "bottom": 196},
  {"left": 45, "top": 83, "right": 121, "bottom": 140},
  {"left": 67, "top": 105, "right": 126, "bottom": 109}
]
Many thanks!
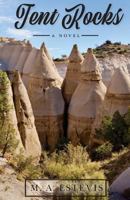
[{"left": 0, "top": 0, "right": 129, "bottom": 199}]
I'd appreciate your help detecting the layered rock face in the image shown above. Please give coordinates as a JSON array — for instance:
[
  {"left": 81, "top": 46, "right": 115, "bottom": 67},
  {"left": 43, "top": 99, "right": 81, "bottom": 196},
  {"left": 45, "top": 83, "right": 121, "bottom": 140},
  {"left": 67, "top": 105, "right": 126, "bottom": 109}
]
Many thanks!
[
  {"left": 0, "top": 72, "right": 24, "bottom": 154},
  {"left": 99, "top": 54, "right": 130, "bottom": 86},
  {"left": 100, "top": 67, "right": 130, "bottom": 117},
  {"left": 12, "top": 71, "right": 41, "bottom": 160},
  {"left": 68, "top": 49, "right": 106, "bottom": 146},
  {"left": 26, "top": 45, "right": 65, "bottom": 151},
  {"left": 62, "top": 44, "right": 84, "bottom": 105},
  {"left": 0, "top": 39, "right": 32, "bottom": 73}
]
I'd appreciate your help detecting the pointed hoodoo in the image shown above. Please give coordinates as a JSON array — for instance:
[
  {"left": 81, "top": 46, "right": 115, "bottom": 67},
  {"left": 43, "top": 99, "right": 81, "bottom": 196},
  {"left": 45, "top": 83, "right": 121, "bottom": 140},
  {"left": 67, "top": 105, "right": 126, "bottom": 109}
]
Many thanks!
[
  {"left": 40, "top": 42, "right": 62, "bottom": 81},
  {"left": 25, "top": 48, "right": 65, "bottom": 152},
  {"left": 81, "top": 48, "right": 101, "bottom": 80},
  {"left": 69, "top": 44, "right": 84, "bottom": 63},
  {"left": 40, "top": 42, "right": 53, "bottom": 63},
  {"left": 22, "top": 43, "right": 62, "bottom": 88},
  {"left": 12, "top": 71, "right": 41, "bottom": 161},
  {"left": 62, "top": 44, "right": 84, "bottom": 105},
  {"left": 68, "top": 48, "right": 106, "bottom": 146},
  {"left": 103, "top": 67, "right": 130, "bottom": 115}
]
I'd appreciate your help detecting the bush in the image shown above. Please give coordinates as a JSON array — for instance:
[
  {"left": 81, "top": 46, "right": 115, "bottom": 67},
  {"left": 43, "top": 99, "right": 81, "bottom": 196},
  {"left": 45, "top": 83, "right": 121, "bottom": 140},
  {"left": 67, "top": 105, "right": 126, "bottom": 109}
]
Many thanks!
[
  {"left": 41, "top": 143, "right": 105, "bottom": 180},
  {"left": 9, "top": 154, "right": 42, "bottom": 180},
  {"left": 0, "top": 122, "right": 19, "bottom": 157},
  {"left": 91, "top": 142, "right": 113, "bottom": 161},
  {"left": 114, "top": 42, "right": 121, "bottom": 45},
  {"left": 0, "top": 71, "right": 19, "bottom": 157},
  {"left": 96, "top": 111, "right": 130, "bottom": 150},
  {"left": 105, "top": 40, "right": 112, "bottom": 45}
]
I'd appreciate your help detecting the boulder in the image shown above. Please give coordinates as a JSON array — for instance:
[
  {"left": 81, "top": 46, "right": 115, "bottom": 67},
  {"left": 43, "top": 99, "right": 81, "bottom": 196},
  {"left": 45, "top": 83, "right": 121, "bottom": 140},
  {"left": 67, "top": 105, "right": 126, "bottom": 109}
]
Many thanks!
[{"left": 110, "top": 167, "right": 130, "bottom": 194}]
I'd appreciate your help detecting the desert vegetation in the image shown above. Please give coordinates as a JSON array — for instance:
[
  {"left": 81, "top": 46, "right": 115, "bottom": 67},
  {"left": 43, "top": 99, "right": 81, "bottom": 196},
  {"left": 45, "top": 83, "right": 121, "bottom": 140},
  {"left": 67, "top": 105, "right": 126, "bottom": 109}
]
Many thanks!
[{"left": 0, "top": 71, "right": 19, "bottom": 157}]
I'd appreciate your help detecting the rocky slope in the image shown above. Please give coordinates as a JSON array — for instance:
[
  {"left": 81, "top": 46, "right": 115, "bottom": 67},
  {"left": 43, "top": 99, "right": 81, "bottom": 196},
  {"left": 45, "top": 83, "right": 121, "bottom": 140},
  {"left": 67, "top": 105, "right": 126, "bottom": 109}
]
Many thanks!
[{"left": 56, "top": 42, "right": 130, "bottom": 87}]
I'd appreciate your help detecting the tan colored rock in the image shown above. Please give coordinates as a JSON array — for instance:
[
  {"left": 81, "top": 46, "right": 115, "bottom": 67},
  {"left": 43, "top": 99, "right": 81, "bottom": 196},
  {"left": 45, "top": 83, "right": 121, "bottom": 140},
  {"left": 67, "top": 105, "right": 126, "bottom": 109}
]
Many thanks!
[
  {"left": 41, "top": 42, "right": 54, "bottom": 65},
  {"left": 8, "top": 43, "right": 24, "bottom": 71},
  {"left": 0, "top": 72, "right": 24, "bottom": 154},
  {"left": 68, "top": 48, "right": 106, "bottom": 146},
  {"left": 12, "top": 71, "right": 41, "bottom": 160},
  {"left": 0, "top": 43, "right": 15, "bottom": 66},
  {"left": 62, "top": 44, "right": 84, "bottom": 104},
  {"left": 22, "top": 47, "right": 37, "bottom": 87},
  {"left": 0, "top": 39, "right": 32, "bottom": 73},
  {"left": 15, "top": 42, "right": 32, "bottom": 72},
  {"left": 101, "top": 67, "right": 130, "bottom": 117},
  {"left": 27, "top": 46, "right": 65, "bottom": 151},
  {"left": 22, "top": 44, "right": 62, "bottom": 88}
]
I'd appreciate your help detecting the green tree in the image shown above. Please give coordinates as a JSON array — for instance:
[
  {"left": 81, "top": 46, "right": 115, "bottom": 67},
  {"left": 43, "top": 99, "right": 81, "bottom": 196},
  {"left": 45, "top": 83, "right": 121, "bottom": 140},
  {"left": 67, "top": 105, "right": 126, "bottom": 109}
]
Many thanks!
[
  {"left": 123, "top": 107, "right": 130, "bottom": 144},
  {"left": 96, "top": 111, "right": 129, "bottom": 150},
  {"left": 0, "top": 71, "right": 19, "bottom": 157}
]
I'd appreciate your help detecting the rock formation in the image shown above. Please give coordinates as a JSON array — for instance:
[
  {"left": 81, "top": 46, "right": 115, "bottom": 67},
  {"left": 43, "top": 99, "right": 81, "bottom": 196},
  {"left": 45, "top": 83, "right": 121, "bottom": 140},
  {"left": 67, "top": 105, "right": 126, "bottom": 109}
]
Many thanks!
[
  {"left": 62, "top": 44, "right": 84, "bottom": 105},
  {"left": 91, "top": 67, "right": 130, "bottom": 145},
  {"left": 0, "top": 39, "right": 32, "bottom": 73},
  {"left": 103, "top": 67, "right": 130, "bottom": 115},
  {"left": 110, "top": 167, "right": 130, "bottom": 195},
  {"left": 12, "top": 71, "right": 41, "bottom": 160},
  {"left": 22, "top": 43, "right": 62, "bottom": 89},
  {"left": 15, "top": 41, "right": 32, "bottom": 72},
  {"left": 26, "top": 45, "right": 65, "bottom": 151},
  {"left": 68, "top": 48, "right": 106, "bottom": 146},
  {"left": 41, "top": 42, "right": 56, "bottom": 68},
  {"left": 0, "top": 72, "right": 24, "bottom": 154}
]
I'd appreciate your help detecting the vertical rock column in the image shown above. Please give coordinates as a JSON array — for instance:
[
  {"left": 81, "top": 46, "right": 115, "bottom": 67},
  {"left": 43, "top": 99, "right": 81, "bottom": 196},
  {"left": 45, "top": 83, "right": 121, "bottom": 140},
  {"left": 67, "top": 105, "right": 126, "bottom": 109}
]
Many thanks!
[
  {"left": 27, "top": 46, "right": 65, "bottom": 151},
  {"left": 12, "top": 71, "right": 41, "bottom": 160},
  {"left": 68, "top": 49, "right": 106, "bottom": 146},
  {"left": 62, "top": 44, "right": 84, "bottom": 105}
]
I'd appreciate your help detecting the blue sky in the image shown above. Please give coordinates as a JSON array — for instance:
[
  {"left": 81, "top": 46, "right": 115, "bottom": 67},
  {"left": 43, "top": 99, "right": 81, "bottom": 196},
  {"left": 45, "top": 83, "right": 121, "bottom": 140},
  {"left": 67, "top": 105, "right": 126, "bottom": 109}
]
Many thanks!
[{"left": 0, "top": 0, "right": 130, "bottom": 58}]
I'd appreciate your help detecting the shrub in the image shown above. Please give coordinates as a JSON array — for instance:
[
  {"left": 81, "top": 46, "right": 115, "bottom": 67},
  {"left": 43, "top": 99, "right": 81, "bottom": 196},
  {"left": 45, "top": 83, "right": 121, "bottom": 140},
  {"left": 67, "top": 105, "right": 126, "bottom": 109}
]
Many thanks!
[
  {"left": 96, "top": 111, "right": 130, "bottom": 150},
  {"left": 0, "top": 122, "right": 19, "bottom": 157},
  {"left": 114, "top": 42, "right": 121, "bottom": 45},
  {"left": 91, "top": 142, "right": 113, "bottom": 161},
  {"left": 9, "top": 154, "right": 42, "bottom": 180},
  {"left": 0, "top": 71, "right": 19, "bottom": 157},
  {"left": 42, "top": 143, "right": 105, "bottom": 179},
  {"left": 105, "top": 40, "right": 112, "bottom": 45}
]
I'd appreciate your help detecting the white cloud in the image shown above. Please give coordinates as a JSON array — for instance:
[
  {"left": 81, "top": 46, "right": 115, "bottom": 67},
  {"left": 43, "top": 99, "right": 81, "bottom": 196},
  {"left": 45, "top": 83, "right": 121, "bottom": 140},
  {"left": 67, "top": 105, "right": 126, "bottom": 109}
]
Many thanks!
[
  {"left": 7, "top": 28, "right": 40, "bottom": 39},
  {"left": 0, "top": 16, "right": 15, "bottom": 24}
]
